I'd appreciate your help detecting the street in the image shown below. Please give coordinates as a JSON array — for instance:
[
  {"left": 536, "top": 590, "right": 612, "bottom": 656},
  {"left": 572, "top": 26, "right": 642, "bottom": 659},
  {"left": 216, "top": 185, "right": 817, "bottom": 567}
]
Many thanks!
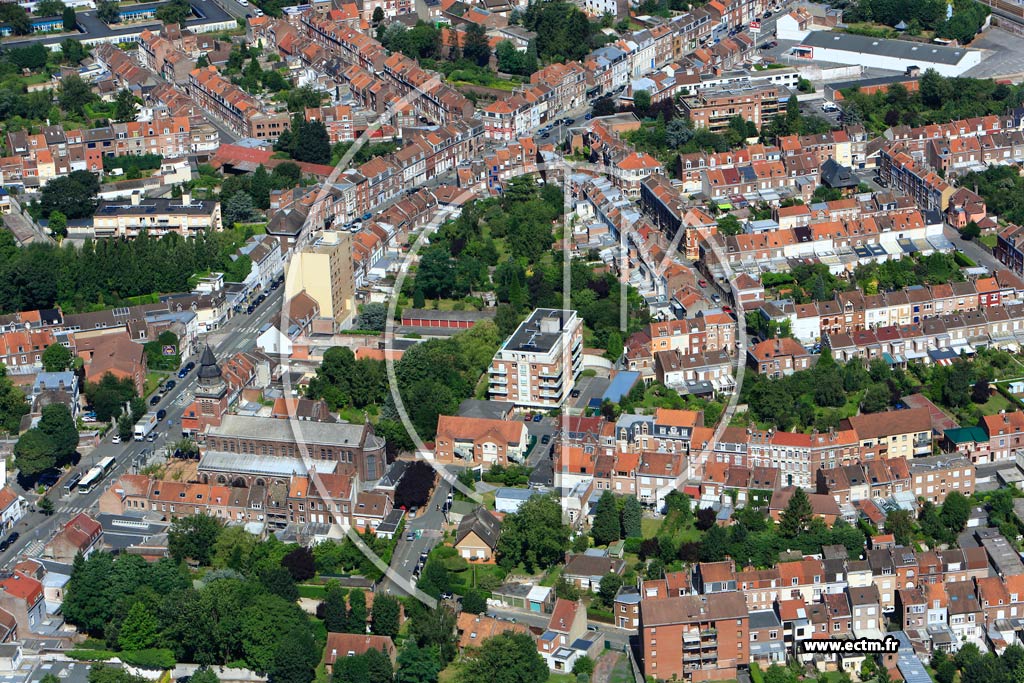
[
  {"left": 1, "top": 284, "right": 286, "bottom": 568},
  {"left": 379, "top": 477, "right": 452, "bottom": 596}
]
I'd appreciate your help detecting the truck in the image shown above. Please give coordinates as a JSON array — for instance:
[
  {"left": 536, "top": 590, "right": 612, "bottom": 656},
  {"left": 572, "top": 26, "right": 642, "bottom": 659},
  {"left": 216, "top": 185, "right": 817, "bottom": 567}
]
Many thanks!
[{"left": 133, "top": 412, "right": 159, "bottom": 441}]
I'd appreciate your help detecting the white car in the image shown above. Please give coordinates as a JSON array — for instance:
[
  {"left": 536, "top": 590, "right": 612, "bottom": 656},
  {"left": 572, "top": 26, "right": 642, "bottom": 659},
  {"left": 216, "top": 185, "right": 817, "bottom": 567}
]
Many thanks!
[
  {"left": 111, "top": 434, "right": 121, "bottom": 444},
  {"left": 239, "top": 0, "right": 249, "bottom": 6}
]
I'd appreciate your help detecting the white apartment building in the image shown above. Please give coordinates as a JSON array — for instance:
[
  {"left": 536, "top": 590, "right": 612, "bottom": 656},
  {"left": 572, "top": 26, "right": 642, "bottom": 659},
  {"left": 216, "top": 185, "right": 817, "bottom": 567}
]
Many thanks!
[{"left": 488, "top": 308, "right": 583, "bottom": 409}]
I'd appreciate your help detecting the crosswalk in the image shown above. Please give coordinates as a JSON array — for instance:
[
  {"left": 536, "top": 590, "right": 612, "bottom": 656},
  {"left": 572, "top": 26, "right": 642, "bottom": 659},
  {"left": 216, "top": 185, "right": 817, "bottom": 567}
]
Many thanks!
[
  {"left": 57, "top": 504, "right": 92, "bottom": 516},
  {"left": 22, "top": 540, "right": 44, "bottom": 557}
]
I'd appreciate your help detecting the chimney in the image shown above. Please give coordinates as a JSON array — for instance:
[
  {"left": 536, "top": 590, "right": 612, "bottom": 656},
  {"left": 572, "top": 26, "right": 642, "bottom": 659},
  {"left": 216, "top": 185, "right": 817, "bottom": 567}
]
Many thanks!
[
  {"left": 130, "top": 192, "right": 140, "bottom": 206},
  {"left": 182, "top": 192, "right": 191, "bottom": 207}
]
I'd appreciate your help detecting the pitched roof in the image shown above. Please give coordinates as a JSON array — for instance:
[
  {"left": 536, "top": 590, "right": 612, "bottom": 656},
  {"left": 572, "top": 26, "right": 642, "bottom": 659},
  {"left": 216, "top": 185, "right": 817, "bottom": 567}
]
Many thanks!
[{"left": 455, "top": 507, "right": 501, "bottom": 549}]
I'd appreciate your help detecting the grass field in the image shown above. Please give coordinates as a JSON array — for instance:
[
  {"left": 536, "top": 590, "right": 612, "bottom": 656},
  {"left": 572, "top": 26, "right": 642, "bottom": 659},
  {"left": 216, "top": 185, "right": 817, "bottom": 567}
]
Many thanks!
[{"left": 145, "top": 371, "right": 168, "bottom": 397}]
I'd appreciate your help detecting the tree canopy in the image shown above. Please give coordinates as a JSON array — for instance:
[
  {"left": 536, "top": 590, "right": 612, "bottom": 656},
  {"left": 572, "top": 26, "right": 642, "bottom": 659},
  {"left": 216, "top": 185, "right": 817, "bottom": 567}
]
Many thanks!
[{"left": 496, "top": 493, "right": 570, "bottom": 572}]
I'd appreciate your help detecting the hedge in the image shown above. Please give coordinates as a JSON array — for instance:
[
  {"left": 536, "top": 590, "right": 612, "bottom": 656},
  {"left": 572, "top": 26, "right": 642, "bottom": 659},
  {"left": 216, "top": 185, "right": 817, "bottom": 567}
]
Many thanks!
[{"left": 119, "top": 649, "right": 176, "bottom": 670}]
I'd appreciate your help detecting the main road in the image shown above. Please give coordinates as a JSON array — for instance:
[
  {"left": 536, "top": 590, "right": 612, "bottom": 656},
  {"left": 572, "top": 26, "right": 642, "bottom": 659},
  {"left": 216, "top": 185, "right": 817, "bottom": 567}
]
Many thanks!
[{"left": 0, "top": 284, "right": 286, "bottom": 569}]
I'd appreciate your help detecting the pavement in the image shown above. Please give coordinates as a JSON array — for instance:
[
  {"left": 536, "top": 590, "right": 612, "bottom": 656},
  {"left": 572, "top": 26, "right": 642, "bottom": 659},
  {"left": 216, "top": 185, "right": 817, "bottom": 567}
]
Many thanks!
[
  {"left": 0, "top": 284, "right": 285, "bottom": 570},
  {"left": 944, "top": 225, "right": 1002, "bottom": 272},
  {"left": 964, "top": 28, "right": 1024, "bottom": 80}
]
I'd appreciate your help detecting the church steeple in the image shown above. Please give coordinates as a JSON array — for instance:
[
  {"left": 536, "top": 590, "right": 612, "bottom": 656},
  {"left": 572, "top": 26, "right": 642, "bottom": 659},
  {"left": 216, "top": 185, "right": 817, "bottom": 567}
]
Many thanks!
[{"left": 195, "top": 344, "right": 226, "bottom": 399}]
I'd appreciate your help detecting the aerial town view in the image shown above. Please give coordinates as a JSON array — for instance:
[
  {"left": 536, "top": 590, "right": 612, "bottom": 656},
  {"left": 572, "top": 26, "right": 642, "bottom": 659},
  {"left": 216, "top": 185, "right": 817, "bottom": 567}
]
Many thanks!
[{"left": 4, "top": 0, "right": 1024, "bottom": 681}]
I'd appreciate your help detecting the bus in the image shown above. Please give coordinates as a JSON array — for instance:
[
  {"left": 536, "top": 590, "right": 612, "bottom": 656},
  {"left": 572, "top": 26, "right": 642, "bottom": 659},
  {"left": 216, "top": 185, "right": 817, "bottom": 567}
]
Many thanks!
[
  {"left": 63, "top": 471, "right": 83, "bottom": 496},
  {"left": 77, "top": 457, "right": 116, "bottom": 494}
]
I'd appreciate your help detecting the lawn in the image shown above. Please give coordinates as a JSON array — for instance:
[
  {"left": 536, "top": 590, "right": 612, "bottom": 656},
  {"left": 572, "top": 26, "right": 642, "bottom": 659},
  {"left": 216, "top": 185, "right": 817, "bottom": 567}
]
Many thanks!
[
  {"left": 548, "top": 674, "right": 577, "bottom": 683},
  {"left": 297, "top": 584, "right": 328, "bottom": 599},
  {"left": 979, "top": 390, "right": 1014, "bottom": 416},
  {"left": 540, "top": 566, "right": 562, "bottom": 587},
  {"left": 641, "top": 517, "right": 663, "bottom": 538},
  {"left": 608, "top": 654, "right": 635, "bottom": 683},
  {"left": 145, "top": 371, "right": 168, "bottom": 397},
  {"left": 980, "top": 234, "right": 998, "bottom": 249}
]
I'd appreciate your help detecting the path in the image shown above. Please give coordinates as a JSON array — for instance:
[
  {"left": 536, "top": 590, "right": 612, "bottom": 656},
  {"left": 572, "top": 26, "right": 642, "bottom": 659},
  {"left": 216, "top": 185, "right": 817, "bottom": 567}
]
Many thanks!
[{"left": 592, "top": 651, "right": 621, "bottom": 683}]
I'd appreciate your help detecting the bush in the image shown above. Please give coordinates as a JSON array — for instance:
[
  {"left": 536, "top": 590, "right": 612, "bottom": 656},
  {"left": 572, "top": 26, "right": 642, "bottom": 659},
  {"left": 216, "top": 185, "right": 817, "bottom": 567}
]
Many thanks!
[
  {"left": 623, "top": 537, "right": 643, "bottom": 555},
  {"left": 751, "top": 663, "right": 765, "bottom": 683},
  {"left": 442, "top": 555, "right": 469, "bottom": 573},
  {"left": 66, "top": 650, "right": 116, "bottom": 661},
  {"left": 119, "top": 649, "right": 176, "bottom": 669}
]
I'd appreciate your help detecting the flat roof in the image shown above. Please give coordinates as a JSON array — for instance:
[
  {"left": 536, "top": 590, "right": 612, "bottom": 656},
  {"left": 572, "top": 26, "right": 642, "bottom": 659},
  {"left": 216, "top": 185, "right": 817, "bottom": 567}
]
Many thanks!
[
  {"left": 799, "top": 31, "right": 974, "bottom": 66},
  {"left": 503, "top": 308, "right": 578, "bottom": 354},
  {"left": 199, "top": 450, "right": 334, "bottom": 476}
]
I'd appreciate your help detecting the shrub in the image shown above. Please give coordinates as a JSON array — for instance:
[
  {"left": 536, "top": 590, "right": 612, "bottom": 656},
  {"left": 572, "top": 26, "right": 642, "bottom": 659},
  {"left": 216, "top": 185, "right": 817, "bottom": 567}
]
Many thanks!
[{"left": 119, "top": 649, "right": 176, "bottom": 669}]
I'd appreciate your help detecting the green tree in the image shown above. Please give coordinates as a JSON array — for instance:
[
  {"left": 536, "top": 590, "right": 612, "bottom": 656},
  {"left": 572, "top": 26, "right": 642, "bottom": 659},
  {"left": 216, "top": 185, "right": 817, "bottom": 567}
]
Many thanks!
[
  {"left": 119, "top": 601, "right": 159, "bottom": 651},
  {"left": 190, "top": 669, "right": 220, "bottom": 683},
  {"left": 13, "top": 429, "right": 55, "bottom": 478},
  {"left": 0, "top": 3, "right": 31, "bottom": 33},
  {"left": 35, "top": 0, "right": 66, "bottom": 16},
  {"left": 155, "top": 0, "right": 190, "bottom": 24},
  {"left": 48, "top": 210, "right": 68, "bottom": 238},
  {"left": 633, "top": 89, "right": 651, "bottom": 112},
  {"left": 496, "top": 494, "right": 570, "bottom": 572},
  {"left": 716, "top": 214, "right": 743, "bottom": 236},
  {"left": 357, "top": 303, "right": 389, "bottom": 331},
  {"left": 941, "top": 492, "right": 970, "bottom": 533},
  {"left": 293, "top": 119, "right": 330, "bottom": 165},
  {"left": 597, "top": 573, "right": 622, "bottom": 606},
  {"left": 223, "top": 191, "right": 259, "bottom": 228},
  {"left": 59, "top": 37, "right": 86, "bottom": 64},
  {"left": 884, "top": 509, "right": 914, "bottom": 546},
  {"left": 406, "top": 603, "right": 457, "bottom": 666},
  {"left": 41, "top": 342, "right": 73, "bottom": 371},
  {"left": 260, "top": 566, "right": 299, "bottom": 602},
  {"left": 40, "top": 170, "right": 99, "bottom": 219},
  {"left": 459, "top": 632, "right": 547, "bottom": 683},
  {"left": 961, "top": 221, "right": 981, "bottom": 240},
  {"left": 58, "top": 73, "right": 95, "bottom": 116},
  {"left": 62, "top": 6, "right": 77, "bottom": 31},
  {"left": 346, "top": 589, "right": 367, "bottom": 634},
  {"left": 364, "top": 647, "right": 394, "bottom": 683},
  {"left": 269, "top": 626, "right": 318, "bottom": 683},
  {"left": 38, "top": 403, "right": 77, "bottom": 464},
  {"left": 114, "top": 88, "right": 136, "bottom": 123},
  {"left": 860, "top": 383, "right": 891, "bottom": 413},
  {"left": 605, "top": 330, "right": 623, "bottom": 361},
  {"left": 96, "top": 0, "right": 119, "bottom": 23},
  {"left": 395, "top": 643, "right": 440, "bottom": 683},
  {"left": 591, "top": 491, "right": 620, "bottom": 546},
  {"left": 168, "top": 514, "right": 223, "bottom": 565},
  {"left": 323, "top": 584, "right": 347, "bottom": 632},
  {"left": 463, "top": 22, "right": 491, "bottom": 66},
  {"left": 621, "top": 495, "right": 641, "bottom": 538},
  {"left": 371, "top": 593, "right": 401, "bottom": 638},
  {"left": 372, "top": 6, "right": 384, "bottom": 23},
  {"left": 779, "top": 487, "right": 813, "bottom": 538},
  {"left": 38, "top": 497, "right": 54, "bottom": 516}
]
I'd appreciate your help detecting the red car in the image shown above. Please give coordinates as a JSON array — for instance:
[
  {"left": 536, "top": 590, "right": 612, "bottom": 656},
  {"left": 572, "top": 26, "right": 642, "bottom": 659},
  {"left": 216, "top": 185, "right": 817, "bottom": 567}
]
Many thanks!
[{"left": 698, "top": 279, "right": 708, "bottom": 287}]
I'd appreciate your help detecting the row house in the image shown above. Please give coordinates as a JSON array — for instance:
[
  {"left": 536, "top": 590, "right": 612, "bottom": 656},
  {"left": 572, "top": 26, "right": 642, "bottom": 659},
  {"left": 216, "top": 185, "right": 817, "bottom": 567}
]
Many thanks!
[
  {"left": 677, "top": 143, "right": 781, "bottom": 195},
  {"left": 187, "top": 66, "right": 290, "bottom": 140},
  {"left": 815, "top": 457, "right": 911, "bottom": 507},
  {"left": 877, "top": 146, "right": 954, "bottom": 213},
  {"left": 779, "top": 130, "right": 853, "bottom": 167},
  {"left": 701, "top": 463, "right": 780, "bottom": 506},
  {"left": 908, "top": 455, "right": 975, "bottom": 503},
  {"left": 654, "top": 348, "right": 734, "bottom": 393}
]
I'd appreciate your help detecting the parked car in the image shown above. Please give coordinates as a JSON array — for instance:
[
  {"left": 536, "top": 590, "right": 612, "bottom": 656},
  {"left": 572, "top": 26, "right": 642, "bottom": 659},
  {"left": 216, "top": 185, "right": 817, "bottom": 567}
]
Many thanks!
[
  {"left": 37, "top": 471, "right": 60, "bottom": 488},
  {"left": 164, "top": 380, "right": 176, "bottom": 392},
  {"left": 710, "top": 293, "right": 722, "bottom": 303},
  {"left": 150, "top": 394, "right": 162, "bottom": 406},
  {"left": 541, "top": 434, "right": 551, "bottom": 444},
  {"left": 532, "top": 414, "right": 542, "bottom": 422},
  {"left": 570, "top": 389, "right": 581, "bottom": 398},
  {"left": 157, "top": 409, "right": 167, "bottom": 421},
  {"left": 698, "top": 279, "right": 708, "bottom": 287}
]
